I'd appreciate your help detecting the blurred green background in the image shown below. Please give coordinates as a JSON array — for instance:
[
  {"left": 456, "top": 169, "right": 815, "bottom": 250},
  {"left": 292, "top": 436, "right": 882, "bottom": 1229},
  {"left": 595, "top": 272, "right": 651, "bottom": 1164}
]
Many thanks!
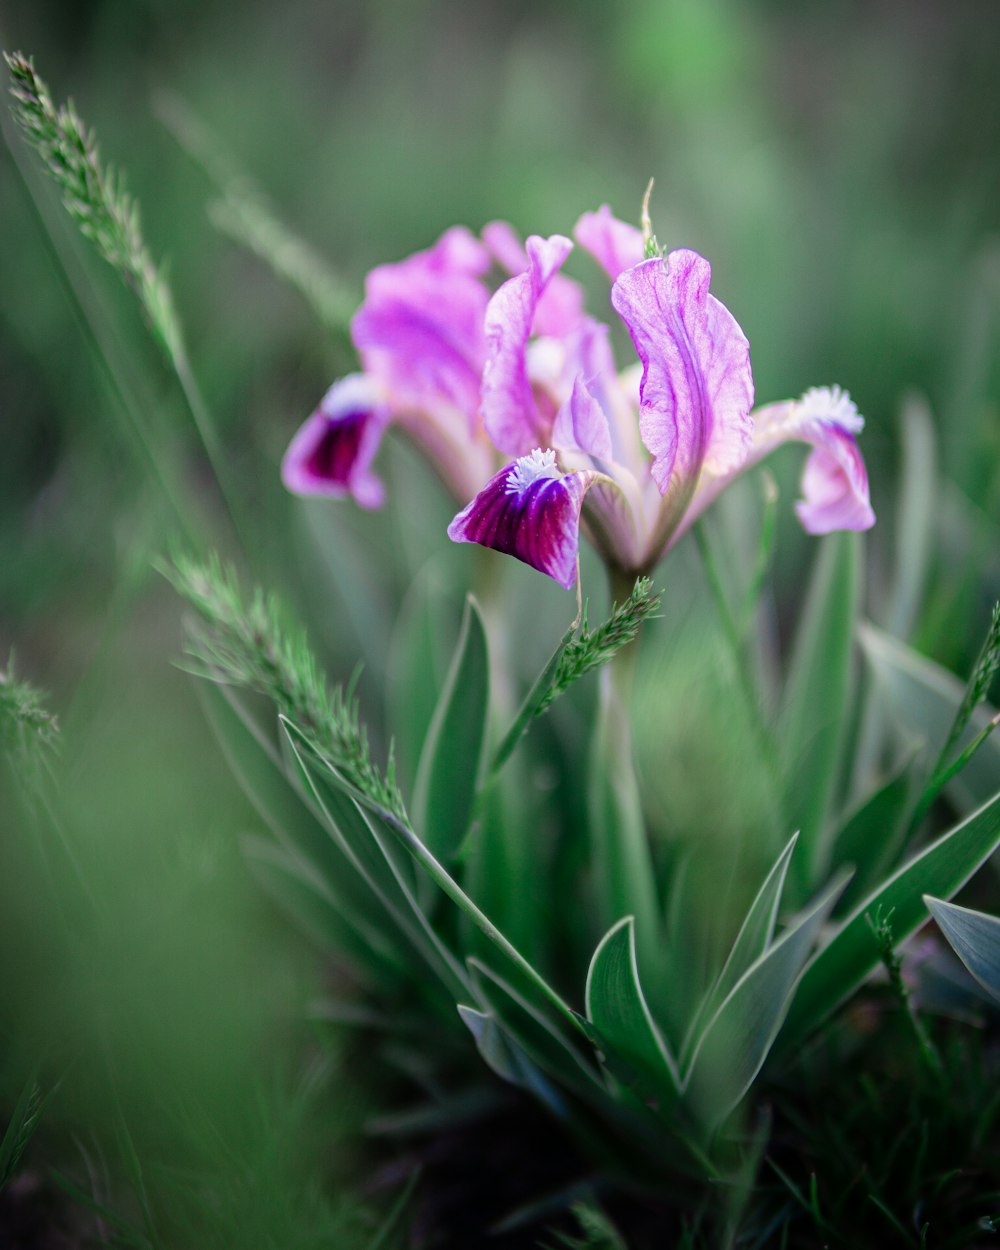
[{"left": 2, "top": 0, "right": 1000, "bottom": 1243}]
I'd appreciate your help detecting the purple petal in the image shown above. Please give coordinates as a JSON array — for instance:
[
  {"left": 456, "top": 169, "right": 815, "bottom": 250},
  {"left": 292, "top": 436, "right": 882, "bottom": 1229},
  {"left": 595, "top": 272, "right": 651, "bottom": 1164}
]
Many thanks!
[
  {"left": 679, "top": 385, "right": 876, "bottom": 543},
  {"left": 611, "top": 250, "right": 754, "bottom": 495},
  {"left": 482, "top": 221, "right": 584, "bottom": 337},
  {"left": 447, "top": 450, "right": 594, "bottom": 590},
  {"left": 574, "top": 205, "right": 645, "bottom": 280},
  {"left": 481, "top": 234, "right": 575, "bottom": 457},
  {"left": 552, "top": 373, "right": 613, "bottom": 461},
  {"left": 282, "top": 374, "right": 388, "bottom": 509},
  {"left": 352, "top": 226, "right": 491, "bottom": 430},
  {"left": 796, "top": 435, "right": 874, "bottom": 533}
]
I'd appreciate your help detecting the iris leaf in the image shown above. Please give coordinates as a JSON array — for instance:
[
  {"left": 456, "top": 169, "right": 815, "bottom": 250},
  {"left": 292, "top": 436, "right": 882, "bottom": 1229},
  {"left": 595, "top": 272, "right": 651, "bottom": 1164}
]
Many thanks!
[
  {"left": 413, "top": 594, "right": 489, "bottom": 862},
  {"left": 782, "top": 787, "right": 1000, "bottom": 1044},
  {"left": 924, "top": 896, "right": 1000, "bottom": 1004}
]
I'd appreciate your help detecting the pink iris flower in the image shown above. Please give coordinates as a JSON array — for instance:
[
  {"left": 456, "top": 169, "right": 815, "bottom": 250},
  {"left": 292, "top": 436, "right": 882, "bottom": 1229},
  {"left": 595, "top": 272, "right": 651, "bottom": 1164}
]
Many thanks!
[{"left": 283, "top": 204, "right": 875, "bottom": 589}]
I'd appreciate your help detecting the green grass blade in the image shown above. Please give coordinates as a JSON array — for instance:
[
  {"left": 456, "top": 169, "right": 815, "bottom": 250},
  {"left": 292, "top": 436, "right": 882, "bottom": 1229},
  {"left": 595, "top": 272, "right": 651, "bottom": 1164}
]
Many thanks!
[
  {"left": 782, "top": 787, "right": 1000, "bottom": 1044},
  {"left": 412, "top": 595, "right": 489, "bottom": 861},
  {"left": 0, "top": 1074, "right": 51, "bottom": 1191},
  {"left": 885, "top": 395, "right": 936, "bottom": 640},
  {"left": 779, "top": 533, "right": 859, "bottom": 888},
  {"left": 683, "top": 872, "right": 846, "bottom": 1128},
  {"left": 585, "top": 917, "right": 679, "bottom": 1105},
  {"left": 924, "top": 896, "right": 1000, "bottom": 1004},
  {"left": 458, "top": 1007, "right": 569, "bottom": 1118}
]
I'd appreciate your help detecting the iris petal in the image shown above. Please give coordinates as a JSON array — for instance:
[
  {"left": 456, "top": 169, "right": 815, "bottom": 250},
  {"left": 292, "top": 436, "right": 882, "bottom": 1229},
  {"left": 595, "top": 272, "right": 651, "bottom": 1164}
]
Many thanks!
[
  {"left": 481, "top": 234, "right": 576, "bottom": 457},
  {"left": 448, "top": 455, "right": 594, "bottom": 590},
  {"left": 611, "top": 250, "right": 754, "bottom": 495},
  {"left": 282, "top": 374, "right": 388, "bottom": 509},
  {"left": 574, "top": 205, "right": 645, "bottom": 280}
]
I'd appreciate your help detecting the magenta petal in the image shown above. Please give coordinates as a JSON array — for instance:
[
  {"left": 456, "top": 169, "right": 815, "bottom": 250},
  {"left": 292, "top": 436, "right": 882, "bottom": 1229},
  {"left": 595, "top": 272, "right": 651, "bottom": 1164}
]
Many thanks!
[
  {"left": 796, "top": 425, "right": 875, "bottom": 534},
  {"left": 281, "top": 374, "right": 388, "bottom": 509},
  {"left": 482, "top": 221, "right": 584, "bottom": 337},
  {"left": 481, "top": 234, "right": 575, "bottom": 457},
  {"left": 448, "top": 457, "right": 593, "bottom": 590},
  {"left": 611, "top": 250, "right": 754, "bottom": 495},
  {"left": 352, "top": 227, "right": 490, "bottom": 429},
  {"left": 574, "top": 205, "right": 645, "bottom": 280}
]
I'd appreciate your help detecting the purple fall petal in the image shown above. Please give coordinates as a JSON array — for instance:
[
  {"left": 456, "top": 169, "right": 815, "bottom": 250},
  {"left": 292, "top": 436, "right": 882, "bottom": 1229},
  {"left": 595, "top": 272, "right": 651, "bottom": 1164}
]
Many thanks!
[
  {"left": 611, "top": 250, "right": 754, "bottom": 495},
  {"left": 352, "top": 226, "right": 490, "bottom": 429},
  {"left": 282, "top": 374, "right": 388, "bottom": 509},
  {"left": 481, "top": 234, "right": 575, "bottom": 457},
  {"left": 447, "top": 450, "right": 593, "bottom": 589},
  {"left": 574, "top": 205, "right": 645, "bottom": 280}
]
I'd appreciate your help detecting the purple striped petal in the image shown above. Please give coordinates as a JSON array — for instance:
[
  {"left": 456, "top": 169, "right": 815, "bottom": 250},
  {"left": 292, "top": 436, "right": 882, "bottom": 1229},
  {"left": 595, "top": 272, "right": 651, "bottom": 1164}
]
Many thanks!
[
  {"left": 611, "top": 250, "right": 754, "bottom": 495},
  {"left": 481, "top": 234, "right": 575, "bottom": 457},
  {"left": 352, "top": 226, "right": 490, "bottom": 430},
  {"left": 574, "top": 205, "right": 645, "bottom": 280},
  {"left": 447, "top": 450, "right": 594, "bottom": 589},
  {"left": 282, "top": 374, "right": 388, "bottom": 509}
]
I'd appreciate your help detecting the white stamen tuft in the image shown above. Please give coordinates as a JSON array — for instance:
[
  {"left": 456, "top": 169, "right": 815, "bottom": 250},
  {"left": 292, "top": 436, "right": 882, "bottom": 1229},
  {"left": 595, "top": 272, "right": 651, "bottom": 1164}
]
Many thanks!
[
  {"left": 506, "top": 448, "right": 561, "bottom": 494},
  {"left": 796, "top": 385, "right": 864, "bottom": 434}
]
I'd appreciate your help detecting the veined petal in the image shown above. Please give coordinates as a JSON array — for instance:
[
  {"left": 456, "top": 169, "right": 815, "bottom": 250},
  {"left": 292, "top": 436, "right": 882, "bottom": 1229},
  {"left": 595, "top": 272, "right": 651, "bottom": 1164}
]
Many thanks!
[
  {"left": 447, "top": 449, "right": 594, "bottom": 590},
  {"left": 282, "top": 374, "right": 388, "bottom": 509},
  {"left": 611, "top": 250, "right": 754, "bottom": 495},
  {"left": 482, "top": 220, "right": 584, "bottom": 337},
  {"left": 481, "top": 234, "right": 575, "bottom": 457},
  {"left": 552, "top": 373, "right": 614, "bottom": 461},
  {"left": 352, "top": 226, "right": 490, "bottom": 429},
  {"left": 574, "top": 205, "right": 645, "bottom": 280},
  {"left": 679, "top": 385, "right": 875, "bottom": 542}
]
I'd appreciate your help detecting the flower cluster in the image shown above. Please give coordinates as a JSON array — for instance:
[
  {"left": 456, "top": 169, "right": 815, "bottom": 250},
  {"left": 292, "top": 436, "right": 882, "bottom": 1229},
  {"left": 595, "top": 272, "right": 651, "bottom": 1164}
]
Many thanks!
[{"left": 283, "top": 205, "right": 875, "bottom": 589}]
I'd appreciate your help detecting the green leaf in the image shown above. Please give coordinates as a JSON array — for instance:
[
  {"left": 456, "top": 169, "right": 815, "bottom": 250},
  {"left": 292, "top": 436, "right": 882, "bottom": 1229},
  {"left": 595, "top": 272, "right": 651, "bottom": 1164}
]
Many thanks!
[
  {"left": 779, "top": 533, "right": 859, "bottom": 886},
  {"left": 830, "top": 761, "right": 914, "bottom": 915},
  {"left": 885, "top": 395, "right": 936, "bottom": 640},
  {"left": 858, "top": 622, "right": 1000, "bottom": 811},
  {"left": 458, "top": 1007, "right": 569, "bottom": 1117},
  {"left": 585, "top": 917, "right": 679, "bottom": 1106},
  {"left": 282, "top": 721, "right": 471, "bottom": 1002},
  {"left": 469, "top": 958, "right": 604, "bottom": 1102},
  {"left": 924, "top": 896, "right": 1000, "bottom": 1004},
  {"left": 1, "top": 1073, "right": 51, "bottom": 1191},
  {"left": 683, "top": 872, "right": 846, "bottom": 1128},
  {"left": 490, "top": 624, "right": 575, "bottom": 775},
  {"left": 413, "top": 595, "right": 489, "bottom": 861},
  {"left": 241, "top": 834, "right": 403, "bottom": 978},
  {"left": 681, "top": 833, "right": 798, "bottom": 1065},
  {"left": 782, "top": 787, "right": 1000, "bottom": 1044}
]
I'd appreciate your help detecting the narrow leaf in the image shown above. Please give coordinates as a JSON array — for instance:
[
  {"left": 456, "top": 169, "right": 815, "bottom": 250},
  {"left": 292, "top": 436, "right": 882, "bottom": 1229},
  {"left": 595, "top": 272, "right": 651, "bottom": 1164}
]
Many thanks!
[
  {"left": 779, "top": 533, "right": 859, "bottom": 885},
  {"left": 831, "top": 761, "right": 914, "bottom": 915},
  {"left": 587, "top": 673, "right": 660, "bottom": 974},
  {"left": 413, "top": 595, "right": 489, "bottom": 860},
  {"left": 458, "top": 1007, "right": 568, "bottom": 1117},
  {"left": 924, "top": 896, "right": 1000, "bottom": 1004},
  {"left": 683, "top": 872, "right": 846, "bottom": 1128},
  {"left": 681, "top": 833, "right": 798, "bottom": 1064},
  {"left": 783, "top": 787, "right": 1000, "bottom": 1044},
  {"left": 585, "top": 917, "right": 679, "bottom": 1105},
  {"left": 859, "top": 622, "right": 1000, "bottom": 812}
]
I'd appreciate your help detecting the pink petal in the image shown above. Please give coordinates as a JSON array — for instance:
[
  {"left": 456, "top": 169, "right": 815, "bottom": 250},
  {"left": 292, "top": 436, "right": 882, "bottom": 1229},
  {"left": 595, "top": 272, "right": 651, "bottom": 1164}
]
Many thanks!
[
  {"left": 611, "top": 250, "right": 754, "bottom": 495},
  {"left": 352, "top": 227, "right": 491, "bottom": 431},
  {"left": 481, "top": 234, "right": 575, "bottom": 457},
  {"left": 552, "top": 373, "right": 614, "bottom": 461},
  {"left": 574, "top": 205, "right": 645, "bottom": 280}
]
